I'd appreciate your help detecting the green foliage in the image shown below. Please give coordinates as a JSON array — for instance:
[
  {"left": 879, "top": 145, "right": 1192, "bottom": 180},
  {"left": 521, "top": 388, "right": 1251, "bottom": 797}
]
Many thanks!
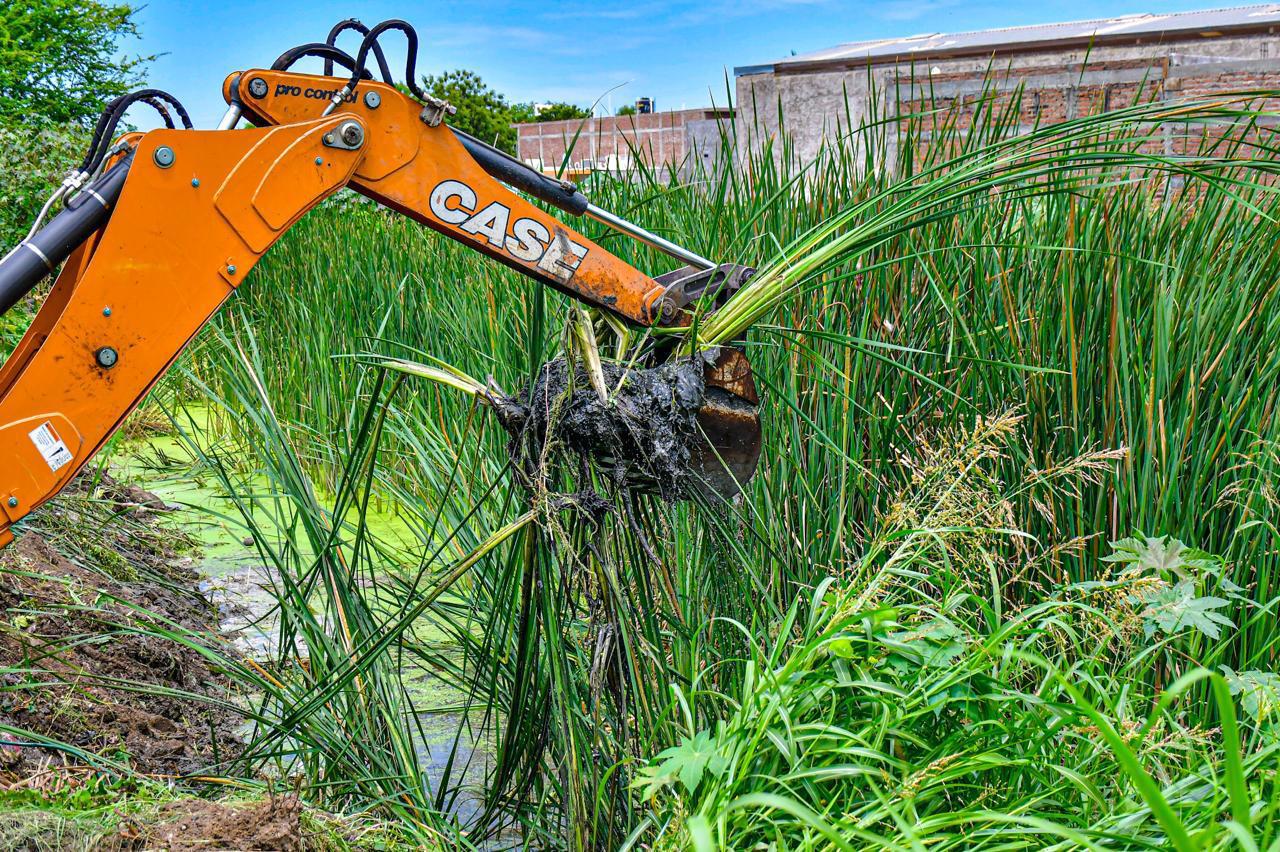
[
  {"left": 1, "top": 302, "right": 32, "bottom": 356},
  {"left": 0, "top": 0, "right": 150, "bottom": 125},
  {"left": 420, "top": 69, "right": 523, "bottom": 154},
  {"left": 632, "top": 729, "right": 728, "bottom": 800},
  {"left": 164, "top": 329, "right": 470, "bottom": 846},
  {"left": 21, "top": 8, "right": 1280, "bottom": 846},
  {"left": 885, "top": 616, "right": 969, "bottom": 674},
  {"left": 509, "top": 101, "right": 536, "bottom": 125},
  {"left": 1103, "top": 535, "right": 1244, "bottom": 640},
  {"left": 156, "top": 74, "right": 1280, "bottom": 848},
  {"left": 616, "top": 104, "right": 637, "bottom": 116},
  {"left": 1133, "top": 579, "right": 1234, "bottom": 640},
  {"left": 1103, "top": 533, "right": 1221, "bottom": 582},
  {"left": 625, "top": 423, "right": 1280, "bottom": 849},
  {"left": 0, "top": 120, "right": 87, "bottom": 247},
  {"left": 1222, "top": 667, "right": 1280, "bottom": 725},
  {"left": 699, "top": 96, "right": 1280, "bottom": 345},
  {"left": 534, "top": 101, "right": 591, "bottom": 122},
  {"left": 0, "top": 0, "right": 142, "bottom": 248},
  {"left": 415, "top": 69, "right": 587, "bottom": 153},
  {"left": 0, "top": 785, "right": 396, "bottom": 851}
]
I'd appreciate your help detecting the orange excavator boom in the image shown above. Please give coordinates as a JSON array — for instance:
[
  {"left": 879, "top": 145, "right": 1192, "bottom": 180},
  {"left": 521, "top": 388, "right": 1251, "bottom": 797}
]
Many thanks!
[{"left": 0, "top": 18, "right": 761, "bottom": 549}]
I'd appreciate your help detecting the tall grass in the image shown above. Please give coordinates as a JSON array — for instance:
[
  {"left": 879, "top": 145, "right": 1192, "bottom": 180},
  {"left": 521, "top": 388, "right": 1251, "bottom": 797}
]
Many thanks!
[
  {"left": 151, "top": 78, "right": 1280, "bottom": 848},
  {"left": 629, "top": 413, "right": 1280, "bottom": 849}
]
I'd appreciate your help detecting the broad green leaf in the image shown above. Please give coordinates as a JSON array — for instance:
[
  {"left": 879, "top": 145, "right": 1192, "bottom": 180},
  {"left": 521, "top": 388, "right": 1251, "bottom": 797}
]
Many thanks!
[
  {"left": 1221, "top": 667, "right": 1280, "bottom": 723},
  {"left": 1132, "top": 580, "right": 1235, "bottom": 640}
]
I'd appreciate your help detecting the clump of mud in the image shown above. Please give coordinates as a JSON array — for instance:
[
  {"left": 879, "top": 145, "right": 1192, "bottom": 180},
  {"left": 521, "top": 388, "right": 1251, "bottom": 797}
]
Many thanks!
[
  {"left": 0, "top": 475, "right": 242, "bottom": 783},
  {"left": 495, "top": 357, "right": 706, "bottom": 499}
]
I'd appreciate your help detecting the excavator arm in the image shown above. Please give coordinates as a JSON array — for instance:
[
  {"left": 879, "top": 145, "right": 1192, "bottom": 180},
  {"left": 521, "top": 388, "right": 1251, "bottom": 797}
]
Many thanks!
[
  {"left": 0, "top": 116, "right": 370, "bottom": 548},
  {"left": 228, "top": 72, "right": 675, "bottom": 324},
  {"left": 0, "top": 20, "right": 760, "bottom": 550}
]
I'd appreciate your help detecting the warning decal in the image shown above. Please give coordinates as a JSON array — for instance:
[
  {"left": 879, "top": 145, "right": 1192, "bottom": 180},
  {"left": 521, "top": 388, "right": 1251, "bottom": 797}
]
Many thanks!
[{"left": 28, "top": 422, "right": 73, "bottom": 473}]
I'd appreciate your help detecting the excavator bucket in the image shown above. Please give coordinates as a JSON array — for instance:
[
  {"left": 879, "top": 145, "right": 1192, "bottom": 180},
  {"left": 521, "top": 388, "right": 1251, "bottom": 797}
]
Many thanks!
[
  {"left": 691, "top": 347, "right": 762, "bottom": 500},
  {"left": 651, "top": 264, "right": 763, "bottom": 501},
  {"left": 498, "top": 267, "right": 761, "bottom": 504}
]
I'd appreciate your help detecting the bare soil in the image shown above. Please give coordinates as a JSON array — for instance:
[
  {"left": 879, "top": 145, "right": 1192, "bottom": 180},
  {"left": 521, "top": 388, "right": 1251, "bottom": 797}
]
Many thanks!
[
  {"left": 109, "top": 796, "right": 304, "bottom": 851},
  {"left": 0, "top": 476, "right": 394, "bottom": 850},
  {"left": 0, "top": 476, "right": 243, "bottom": 783}
]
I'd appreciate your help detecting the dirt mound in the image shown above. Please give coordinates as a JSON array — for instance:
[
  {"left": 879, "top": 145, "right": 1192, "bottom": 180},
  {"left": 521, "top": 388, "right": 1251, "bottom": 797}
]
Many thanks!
[
  {"left": 0, "top": 477, "right": 242, "bottom": 783},
  {"left": 119, "top": 796, "right": 304, "bottom": 851}
]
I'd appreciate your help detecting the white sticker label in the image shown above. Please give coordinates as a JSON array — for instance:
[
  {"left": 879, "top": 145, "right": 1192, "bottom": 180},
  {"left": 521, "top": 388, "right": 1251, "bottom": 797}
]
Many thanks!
[{"left": 28, "top": 422, "right": 73, "bottom": 473}]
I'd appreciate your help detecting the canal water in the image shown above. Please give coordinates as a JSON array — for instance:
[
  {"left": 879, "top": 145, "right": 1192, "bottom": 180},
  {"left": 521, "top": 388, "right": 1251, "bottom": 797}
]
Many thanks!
[{"left": 107, "top": 411, "right": 494, "bottom": 823}]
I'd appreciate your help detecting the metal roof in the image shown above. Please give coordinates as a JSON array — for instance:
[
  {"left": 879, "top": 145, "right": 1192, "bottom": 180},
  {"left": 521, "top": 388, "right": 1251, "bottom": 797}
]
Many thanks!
[{"left": 736, "top": 4, "right": 1280, "bottom": 75}]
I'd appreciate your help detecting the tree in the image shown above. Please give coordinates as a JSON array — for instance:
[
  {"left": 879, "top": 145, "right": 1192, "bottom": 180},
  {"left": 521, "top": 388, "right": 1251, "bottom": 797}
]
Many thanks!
[
  {"left": 616, "top": 105, "right": 637, "bottom": 116},
  {"left": 510, "top": 102, "right": 537, "bottom": 126},
  {"left": 421, "top": 69, "right": 525, "bottom": 154},
  {"left": 536, "top": 102, "right": 591, "bottom": 122},
  {"left": 0, "top": 0, "right": 151, "bottom": 125}
]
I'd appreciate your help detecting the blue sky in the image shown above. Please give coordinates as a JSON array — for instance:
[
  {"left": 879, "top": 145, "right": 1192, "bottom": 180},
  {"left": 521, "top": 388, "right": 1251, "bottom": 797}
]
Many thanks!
[{"left": 133, "top": 0, "right": 1228, "bottom": 128}]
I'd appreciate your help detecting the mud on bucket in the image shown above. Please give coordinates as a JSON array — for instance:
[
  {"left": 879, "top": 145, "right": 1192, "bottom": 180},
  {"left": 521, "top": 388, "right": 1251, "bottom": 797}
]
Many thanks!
[{"left": 492, "top": 348, "right": 761, "bottom": 502}]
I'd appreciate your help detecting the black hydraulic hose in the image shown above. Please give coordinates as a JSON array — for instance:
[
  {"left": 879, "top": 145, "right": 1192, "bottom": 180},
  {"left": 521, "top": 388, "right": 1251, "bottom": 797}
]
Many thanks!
[
  {"left": 272, "top": 43, "right": 372, "bottom": 78},
  {"left": 141, "top": 90, "right": 193, "bottom": 130},
  {"left": 0, "top": 153, "right": 134, "bottom": 317},
  {"left": 289, "top": 20, "right": 585, "bottom": 217},
  {"left": 142, "top": 96, "right": 176, "bottom": 129},
  {"left": 346, "top": 20, "right": 425, "bottom": 99},
  {"left": 323, "top": 19, "right": 393, "bottom": 83},
  {"left": 451, "top": 128, "right": 590, "bottom": 217},
  {"left": 82, "top": 90, "right": 192, "bottom": 175},
  {"left": 80, "top": 93, "right": 130, "bottom": 172}
]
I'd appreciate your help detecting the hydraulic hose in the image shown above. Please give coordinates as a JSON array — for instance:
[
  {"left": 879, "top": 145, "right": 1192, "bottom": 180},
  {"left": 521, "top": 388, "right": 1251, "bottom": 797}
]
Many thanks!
[
  {"left": 450, "top": 128, "right": 590, "bottom": 217},
  {"left": 81, "top": 93, "right": 130, "bottom": 172},
  {"left": 272, "top": 42, "right": 372, "bottom": 77},
  {"left": 81, "top": 90, "right": 192, "bottom": 176},
  {"left": 346, "top": 20, "right": 426, "bottom": 100},
  {"left": 323, "top": 19, "right": 393, "bottom": 83},
  {"left": 0, "top": 153, "right": 134, "bottom": 316}
]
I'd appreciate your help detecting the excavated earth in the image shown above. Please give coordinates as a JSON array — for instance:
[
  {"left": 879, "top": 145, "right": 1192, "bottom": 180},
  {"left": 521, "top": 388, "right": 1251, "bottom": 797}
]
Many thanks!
[
  {"left": 498, "top": 356, "right": 707, "bottom": 499},
  {"left": 0, "top": 476, "right": 242, "bottom": 782},
  {"left": 105, "top": 795, "right": 305, "bottom": 851},
  {"left": 0, "top": 474, "right": 318, "bottom": 850}
]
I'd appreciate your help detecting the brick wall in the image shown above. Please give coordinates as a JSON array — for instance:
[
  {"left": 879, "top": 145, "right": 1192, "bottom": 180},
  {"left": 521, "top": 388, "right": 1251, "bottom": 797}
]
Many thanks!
[
  {"left": 737, "top": 34, "right": 1280, "bottom": 167},
  {"left": 515, "top": 109, "right": 733, "bottom": 174},
  {"left": 890, "top": 56, "right": 1280, "bottom": 172}
]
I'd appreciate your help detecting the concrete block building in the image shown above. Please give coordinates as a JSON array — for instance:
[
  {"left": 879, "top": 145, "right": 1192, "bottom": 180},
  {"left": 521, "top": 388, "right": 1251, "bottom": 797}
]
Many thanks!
[
  {"left": 734, "top": 5, "right": 1280, "bottom": 164},
  {"left": 515, "top": 108, "right": 733, "bottom": 177}
]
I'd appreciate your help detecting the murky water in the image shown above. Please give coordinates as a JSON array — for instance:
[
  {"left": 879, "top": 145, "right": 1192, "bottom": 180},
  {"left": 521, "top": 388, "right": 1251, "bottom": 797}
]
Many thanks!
[{"left": 107, "top": 416, "right": 495, "bottom": 821}]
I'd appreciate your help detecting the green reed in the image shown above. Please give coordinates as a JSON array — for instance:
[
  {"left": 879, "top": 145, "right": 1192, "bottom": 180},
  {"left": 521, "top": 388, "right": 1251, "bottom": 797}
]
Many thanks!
[{"left": 160, "top": 77, "right": 1280, "bottom": 848}]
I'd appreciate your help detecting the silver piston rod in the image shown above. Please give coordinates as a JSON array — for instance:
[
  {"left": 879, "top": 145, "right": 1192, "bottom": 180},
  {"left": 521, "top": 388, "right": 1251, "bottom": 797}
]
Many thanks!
[
  {"left": 584, "top": 203, "right": 715, "bottom": 270},
  {"left": 449, "top": 127, "right": 717, "bottom": 271}
]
